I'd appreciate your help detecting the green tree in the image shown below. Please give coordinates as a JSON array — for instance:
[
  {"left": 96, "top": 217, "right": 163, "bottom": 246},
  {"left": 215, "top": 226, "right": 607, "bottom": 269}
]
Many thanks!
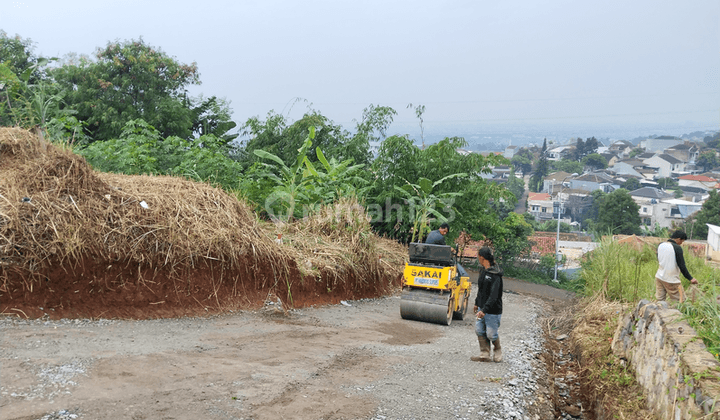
[
  {"left": 351, "top": 104, "right": 397, "bottom": 165},
  {"left": 251, "top": 126, "right": 318, "bottom": 220},
  {"left": 368, "top": 135, "right": 507, "bottom": 244},
  {"left": 529, "top": 138, "right": 549, "bottom": 192},
  {"left": 511, "top": 148, "right": 533, "bottom": 175},
  {"left": 394, "top": 174, "right": 466, "bottom": 243},
  {"left": 190, "top": 95, "right": 238, "bottom": 143},
  {"left": 622, "top": 177, "right": 641, "bottom": 191},
  {"left": 552, "top": 158, "right": 583, "bottom": 175},
  {"left": 657, "top": 177, "right": 678, "bottom": 189},
  {"left": 505, "top": 168, "right": 525, "bottom": 202},
  {"left": 696, "top": 151, "right": 719, "bottom": 172},
  {"left": 537, "top": 219, "right": 571, "bottom": 233},
  {"left": 629, "top": 147, "right": 644, "bottom": 158},
  {"left": 240, "top": 109, "right": 375, "bottom": 170},
  {"left": 704, "top": 132, "right": 720, "bottom": 149},
  {"left": 582, "top": 153, "right": 607, "bottom": 170},
  {"left": 593, "top": 189, "right": 641, "bottom": 235},
  {"left": 582, "top": 190, "right": 606, "bottom": 230},
  {"left": 52, "top": 38, "right": 201, "bottom": 141},
  {"left": 79, "top": 119, "right": 243, "bottom": 190}
]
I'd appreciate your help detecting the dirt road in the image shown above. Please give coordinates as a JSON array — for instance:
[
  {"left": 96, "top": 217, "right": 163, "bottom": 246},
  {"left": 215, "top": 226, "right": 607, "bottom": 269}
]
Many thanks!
[{"left": 1, "top": 276, "right": 573, "bottom": 420}]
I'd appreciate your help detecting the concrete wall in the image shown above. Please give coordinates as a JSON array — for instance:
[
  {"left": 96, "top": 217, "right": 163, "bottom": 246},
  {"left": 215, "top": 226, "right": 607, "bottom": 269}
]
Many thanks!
[{"left": 612, "top": 300, "right": 720, "bottom": 419}]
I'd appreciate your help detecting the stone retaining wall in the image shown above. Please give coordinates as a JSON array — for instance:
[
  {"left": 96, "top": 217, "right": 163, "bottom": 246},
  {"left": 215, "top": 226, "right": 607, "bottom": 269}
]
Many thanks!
[{"left": 612, "top": 299, "right": 720, "bottom": 419}]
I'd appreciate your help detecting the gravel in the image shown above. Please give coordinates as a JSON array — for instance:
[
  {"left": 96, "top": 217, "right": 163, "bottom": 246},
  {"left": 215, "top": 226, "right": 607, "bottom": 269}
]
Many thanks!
[{"left": 1, "top": 292, "right": 554, "bottom": 420}]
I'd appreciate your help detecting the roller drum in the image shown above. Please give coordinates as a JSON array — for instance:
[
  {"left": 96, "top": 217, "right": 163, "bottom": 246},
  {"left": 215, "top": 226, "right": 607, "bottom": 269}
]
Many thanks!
[{"left": 400, "top": 289, "right": 453, "bottom": 326}]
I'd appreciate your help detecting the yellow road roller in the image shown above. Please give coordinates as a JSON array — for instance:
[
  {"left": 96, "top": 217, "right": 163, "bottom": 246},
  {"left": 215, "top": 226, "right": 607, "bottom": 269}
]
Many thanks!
[{"left": 400, "top": 243, "right": 472, "bottom": 325}]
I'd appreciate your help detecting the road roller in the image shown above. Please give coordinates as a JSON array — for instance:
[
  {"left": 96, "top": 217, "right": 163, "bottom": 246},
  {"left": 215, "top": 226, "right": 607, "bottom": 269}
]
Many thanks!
[{"left": 400, "top": 242, "right": 472, "bottom": 326}]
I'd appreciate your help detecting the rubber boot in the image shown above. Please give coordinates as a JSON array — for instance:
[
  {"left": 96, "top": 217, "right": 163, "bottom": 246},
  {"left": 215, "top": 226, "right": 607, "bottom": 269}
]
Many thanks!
[
  {"left": 470, "top": 336, "right": 491, "bottom": 362},
  {"left": 492, "top": 337, "right": 503, "bottom": 363}
]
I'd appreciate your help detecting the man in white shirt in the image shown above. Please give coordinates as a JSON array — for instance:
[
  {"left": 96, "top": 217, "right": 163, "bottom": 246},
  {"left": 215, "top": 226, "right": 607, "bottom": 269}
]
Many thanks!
[{"left": 655, "top": 230, "right": 698, "bottom": 303}]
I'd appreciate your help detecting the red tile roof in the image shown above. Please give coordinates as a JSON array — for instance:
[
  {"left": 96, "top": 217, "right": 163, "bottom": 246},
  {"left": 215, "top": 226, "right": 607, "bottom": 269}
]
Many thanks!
[
  {"left": 528, "top": 192, "right": 551, "bottom": 201},
  {"left": 679, "top": 175, "right": 717, "bottom": 182}
]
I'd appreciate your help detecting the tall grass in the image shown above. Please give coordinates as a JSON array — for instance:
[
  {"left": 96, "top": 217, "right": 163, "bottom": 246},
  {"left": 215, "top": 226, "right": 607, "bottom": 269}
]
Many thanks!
[{"left": 580, "top": 238, "right": 720, "bottom": 358}]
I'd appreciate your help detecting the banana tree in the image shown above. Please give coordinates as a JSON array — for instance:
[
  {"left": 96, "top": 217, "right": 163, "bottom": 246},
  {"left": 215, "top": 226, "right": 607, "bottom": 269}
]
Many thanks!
[
  {"left": 303, "top": 146, "right": 370, "bottom": 204},
  {"left": 253, "top": 126, "right": 317, "bottom": 221},
  {"left": 394, "top": 173, "right": 467, "bottom": 243}
]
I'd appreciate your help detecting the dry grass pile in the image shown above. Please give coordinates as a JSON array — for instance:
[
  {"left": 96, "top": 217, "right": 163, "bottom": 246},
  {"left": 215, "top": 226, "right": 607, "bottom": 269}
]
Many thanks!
[
  {"left": 266, "top": 197, "right": 407, "bottom": 295},
  {"left": 0, "top": 127, "right": 278, "bottom": 281},
  {"left": 0, "top": 127, "right": 406, "bottom": 318},
  {"left": 572, "top": 295, "right": 655, "bottom": 419}
]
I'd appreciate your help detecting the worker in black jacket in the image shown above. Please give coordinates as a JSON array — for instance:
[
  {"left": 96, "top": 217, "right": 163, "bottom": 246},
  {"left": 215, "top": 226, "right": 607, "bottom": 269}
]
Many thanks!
[{"left": 471, "top": 246, "right": 504, "bottom": 363}]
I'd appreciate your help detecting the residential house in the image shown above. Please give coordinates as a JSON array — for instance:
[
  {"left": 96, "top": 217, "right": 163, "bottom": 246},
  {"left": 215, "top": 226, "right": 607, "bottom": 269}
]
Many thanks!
[
  {"left": 678, "top": 174, "right": 717, "bottom": 190},
  {"left": 547, "top": 145, "right": 573, "bottom": 161},
  {"left": 655, "top": 199, "right": 703, "bottom": 229},
  {"left": 527, "top": 192, "right": 555, "bottom": 222},
  {"left": 542, "top": 171, "right": 574, "bottom": 194},
  {"left": 599, "top": 152, "right": 619, "bottom": 167},
  {"left": 678, "top": 185, "right": 710, "bottom": 203},
  {"left": 607, "top": 160, "right": 644, "bottom": 178},
  {"left": 706, "top": 224, "right": 720, "bottom": 262},
  {"left": 666, "top": 142, "right": 700, "bottom": 165},
  {"left": 607, "top": 140, "right": 634, "bottom": 158},
  {"left": 643, "top": 154, "right": 685, "bottom": 178},
  {"left": 491, "top": 165, "right": 512, "bottom": 179},
  {"left": 568, "top": 172, "right": 621, "bottom": 193},
  {"left": 503, "top": 145, "right": 517, "bottom": 159},
  {"left": 629, "top": 187, "right": 674, "bottom": 228},
  {"left": 639, "top": 136, "right": 685, "bottom": 153}
]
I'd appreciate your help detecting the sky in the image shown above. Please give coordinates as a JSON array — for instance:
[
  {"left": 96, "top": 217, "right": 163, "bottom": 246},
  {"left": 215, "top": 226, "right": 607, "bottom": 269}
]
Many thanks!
[{"left": 2, "top": 0, "right": 719, "bottom": 137}]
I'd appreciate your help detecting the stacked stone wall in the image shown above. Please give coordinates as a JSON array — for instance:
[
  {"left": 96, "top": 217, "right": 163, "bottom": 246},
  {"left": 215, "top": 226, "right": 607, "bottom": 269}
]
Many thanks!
[{"left": 612, "top": 300, "right": 720, "bottom": 419}]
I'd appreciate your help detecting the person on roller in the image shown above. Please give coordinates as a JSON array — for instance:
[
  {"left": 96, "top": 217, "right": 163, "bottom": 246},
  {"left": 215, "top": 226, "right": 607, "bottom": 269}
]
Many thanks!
[
  {"left": 425, "top": 222, "right": 468, "bottom": 278},
  {"left": 471, "top": 246, "right": 504, "bottom": 363}
]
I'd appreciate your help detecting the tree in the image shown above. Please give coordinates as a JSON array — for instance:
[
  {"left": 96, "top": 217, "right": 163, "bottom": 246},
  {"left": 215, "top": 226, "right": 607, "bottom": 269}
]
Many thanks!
[
  {"left": 351, "top": 104, "right": 397, "bottom": 166},
  {"left": 629, "top": 147, "right": 644, "bottom": 158},
  {"left": 511, "top": 148, "right": 533, "bottom": 175},
  {"left": 529, "top": 139, "right": 549, "bottom": 192},
  {"left": 573, "top": 137, "right": 586, "bottom": 160},
  {"left": 584, "top": 137, "right": 599, "bottom": 156},
  {"left": 704, "top": 132, "right": 720, "bottom": 150},
  {"left": 190, "top": 95, "right": 238, "bottom": 143},
  {"left": 505, "top": 169, "right": 525, "bottom": 202},
  {"left": 368, "top": 135, "right": 507, "bottom": 244},
  {"left": 583, "top": 190, "right": 606, "bottom": 230},
  {"left": 536, "top": 219, "right": 572, "bottom": 233},
  {"left": 593, "top": 189, "right": 641, "bottom": 235},
  {"left": 582, "top": 153, "right": 607, "bottom": 171},
  {"left": 79, "top": 119, "right": 243, "bottom": 191},
  {"left": 240, "top": 109, "right": 375, "bottom": 170},
  {"left": 552, "top": 158, "right": 583, "bottom": 175},
  {"left": 622, "top": 177, "right": 641, "bottom": 191},
  {"left": 394, "top": 174, "right": 466, "bottom": 243},
  {"left": 657, "top": 177, "right": 678, "bottom": 189},
  {"left": 696, "top": 151, "right": 719, "bottom": 172},
  {"left": 52, "top": 38, "right": 201, "bottom": 141}
]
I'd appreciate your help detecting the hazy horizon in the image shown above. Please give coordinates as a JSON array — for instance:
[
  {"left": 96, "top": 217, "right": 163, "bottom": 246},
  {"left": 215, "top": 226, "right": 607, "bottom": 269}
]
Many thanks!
[{"left": 2, "top": 0, "right": 718, "bottom": 136}]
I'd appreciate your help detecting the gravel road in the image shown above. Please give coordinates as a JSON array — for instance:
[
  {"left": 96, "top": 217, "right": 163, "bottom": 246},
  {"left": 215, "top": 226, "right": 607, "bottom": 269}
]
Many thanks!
[{"left": 1, "top": 279, "right": 566, "bottom": 420}]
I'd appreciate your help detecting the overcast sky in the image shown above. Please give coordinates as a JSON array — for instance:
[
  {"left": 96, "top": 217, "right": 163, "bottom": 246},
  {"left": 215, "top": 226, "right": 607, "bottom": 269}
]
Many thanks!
[{"left": 3, "top": 0, "right": 719, "bottom": 133}]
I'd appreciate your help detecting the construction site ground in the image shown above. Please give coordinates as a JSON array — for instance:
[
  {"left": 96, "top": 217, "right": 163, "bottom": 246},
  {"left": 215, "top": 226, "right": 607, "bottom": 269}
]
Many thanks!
[{"left": 0, "top": 272, "right": 584, "bottom": 420}]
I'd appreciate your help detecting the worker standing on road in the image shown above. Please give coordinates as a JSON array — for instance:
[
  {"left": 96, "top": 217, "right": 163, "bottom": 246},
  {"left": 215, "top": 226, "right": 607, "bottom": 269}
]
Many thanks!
[
  {"left": 655, "top": 230, "right": 699, "bottom": 303},
  {"left": 471, "top": 246, "right": 504, "bottom": 363},
  {"left": 425, "top": 222, "right": 468, "bottom": 278}
]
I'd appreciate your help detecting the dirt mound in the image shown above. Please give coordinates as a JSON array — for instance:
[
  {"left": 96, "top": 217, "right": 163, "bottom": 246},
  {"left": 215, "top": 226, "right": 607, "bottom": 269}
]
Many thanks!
[{"left": 0, "top": 127, "right": 406, "bottom": 319}]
